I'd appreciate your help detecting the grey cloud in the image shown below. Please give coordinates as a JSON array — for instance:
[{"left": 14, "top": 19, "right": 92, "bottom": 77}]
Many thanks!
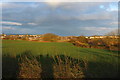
[{"left": 2, "top": 2, "right": 118, "bottom": 36}]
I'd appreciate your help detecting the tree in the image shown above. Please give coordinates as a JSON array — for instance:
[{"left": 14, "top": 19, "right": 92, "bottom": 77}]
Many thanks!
[{"left": 105, "top": 29, "right": 120, "bottom": 36}]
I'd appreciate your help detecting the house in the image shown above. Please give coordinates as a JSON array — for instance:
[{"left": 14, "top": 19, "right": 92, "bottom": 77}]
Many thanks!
[{"left": 0, "top": 34, "right": 6, "bottom": 39}]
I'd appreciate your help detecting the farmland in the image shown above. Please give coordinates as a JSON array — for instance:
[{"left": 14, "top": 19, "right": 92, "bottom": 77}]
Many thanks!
[{"left": 2, "top": 40, "right": 119, "bottom": 78}]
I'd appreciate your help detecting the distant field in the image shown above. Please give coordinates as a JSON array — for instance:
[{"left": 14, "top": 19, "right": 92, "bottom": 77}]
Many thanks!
[{"left": 2, "top": 40, "right": 119, "bottom": 78}]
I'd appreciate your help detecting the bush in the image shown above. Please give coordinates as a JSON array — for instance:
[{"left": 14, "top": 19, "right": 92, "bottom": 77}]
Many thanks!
[{"left": 17, "top": 52, "right": 86, "bottom": 79}]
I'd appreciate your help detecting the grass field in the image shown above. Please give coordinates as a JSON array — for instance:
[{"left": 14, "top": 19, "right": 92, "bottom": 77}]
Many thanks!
[{"left": 2, "top": 40, "right": 119, "bottom": 78}]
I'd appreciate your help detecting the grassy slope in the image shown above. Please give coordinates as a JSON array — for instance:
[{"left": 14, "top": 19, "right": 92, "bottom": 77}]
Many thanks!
[{"left": 2, "top": 40, "right": 119, "bottom": 78}]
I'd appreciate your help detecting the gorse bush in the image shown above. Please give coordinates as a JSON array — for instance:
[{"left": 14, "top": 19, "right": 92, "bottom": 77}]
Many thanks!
[
  {"left": 3, "top": 51, "right": 86, "bottom": 79},
  {"left": 18, "top": 51, "right": 41, "bottom": 78},
  {"left": 52, "top": 55, "right": 86, "bottom": 78}
]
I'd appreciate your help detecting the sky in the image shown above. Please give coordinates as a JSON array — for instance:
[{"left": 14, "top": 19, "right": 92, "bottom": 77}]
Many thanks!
[{"left": 0, "top": 2, "right": 118, "bottom": 36}]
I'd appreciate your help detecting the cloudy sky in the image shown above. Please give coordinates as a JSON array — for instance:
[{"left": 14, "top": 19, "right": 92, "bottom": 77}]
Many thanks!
[{"left": 1, "top": 2, "right": 118, "bottom": 36}]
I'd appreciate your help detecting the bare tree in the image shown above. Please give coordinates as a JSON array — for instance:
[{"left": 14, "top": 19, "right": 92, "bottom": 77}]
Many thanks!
[{"left": 105, "top": 29, "right": 120, "bottom": 36}]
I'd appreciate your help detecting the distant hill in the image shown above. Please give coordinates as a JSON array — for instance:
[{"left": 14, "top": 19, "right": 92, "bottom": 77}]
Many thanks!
[
  {"left": 42, "top": 33, "right": 59, "bottom": 36},
  {"left": 42, "top": 33, "right": 59, "bottom": 41}
]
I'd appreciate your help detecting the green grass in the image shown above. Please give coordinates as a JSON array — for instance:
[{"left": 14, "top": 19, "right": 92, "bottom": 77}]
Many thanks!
[{"left": 2, "top": 40, "right": 119, "bottom": 78}]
